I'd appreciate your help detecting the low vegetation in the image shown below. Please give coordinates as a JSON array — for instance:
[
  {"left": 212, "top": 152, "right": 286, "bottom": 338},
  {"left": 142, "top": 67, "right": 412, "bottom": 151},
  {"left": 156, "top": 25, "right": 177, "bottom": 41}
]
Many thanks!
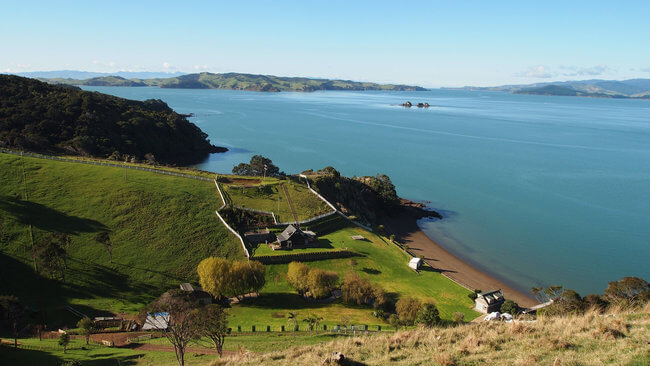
[{"left": 217, "top": 303, "right": 650, "bottom": 365}]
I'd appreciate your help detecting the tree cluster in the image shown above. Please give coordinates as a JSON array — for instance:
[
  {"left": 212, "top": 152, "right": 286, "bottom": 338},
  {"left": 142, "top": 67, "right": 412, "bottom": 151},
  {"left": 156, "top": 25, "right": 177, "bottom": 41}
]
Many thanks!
[
  {"left": 232, "top": 155, "right": 283, "bottom": 177},
  {"left": 0, "top": 75, "right": 224, "bottom": 165},
  {"left": 312, "top": 170, "right": 399, "bottom": 223},
  {"left": 197, "top": 257, "right": 266, "bottom": 299},
  {"left": 532, "top": 276, "right": 649, "bottom": 316},
  {"left": 32, "top": 232, "right": 70, "bottom": 282},
  {"left": 395, "top": 296, "right": 441, "bottom": 327},
  {"left": 287, "top": 262, "right": 339, "bottom": 299}
]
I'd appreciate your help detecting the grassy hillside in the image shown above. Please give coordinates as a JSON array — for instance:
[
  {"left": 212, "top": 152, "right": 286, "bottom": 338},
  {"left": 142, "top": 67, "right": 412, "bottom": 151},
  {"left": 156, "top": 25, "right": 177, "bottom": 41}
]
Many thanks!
[
  {"left": 221, "top": 305, "right": 650, "bottom": 365},
  {"left": 41, "top": 72, "right": 427, "bottom": 92},
  {"left": 0, "top": 153, "right": 241, "bottom": 319}
]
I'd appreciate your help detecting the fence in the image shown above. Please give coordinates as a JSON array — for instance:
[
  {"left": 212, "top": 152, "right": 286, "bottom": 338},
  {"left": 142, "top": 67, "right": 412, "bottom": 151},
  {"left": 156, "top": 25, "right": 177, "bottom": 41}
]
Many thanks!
[
  {"left": 252, "top": 249, "right": 354, "bottom": 264},
  {"left": 0, "top": 149, "right": 212, "bottom": 181}
]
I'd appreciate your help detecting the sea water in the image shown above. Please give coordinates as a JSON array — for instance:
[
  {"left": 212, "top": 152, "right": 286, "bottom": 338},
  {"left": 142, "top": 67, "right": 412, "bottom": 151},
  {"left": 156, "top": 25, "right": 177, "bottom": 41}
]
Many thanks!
[{"left": 83, "top": 86, "right": 650, "bottom": 295}]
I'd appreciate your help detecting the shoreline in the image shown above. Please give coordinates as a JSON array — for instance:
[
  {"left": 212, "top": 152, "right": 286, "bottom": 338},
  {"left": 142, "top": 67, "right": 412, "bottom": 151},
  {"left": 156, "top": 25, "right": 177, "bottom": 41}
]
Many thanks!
[{"left": 384, "top": 201, "right": 538, "bottom": 308}]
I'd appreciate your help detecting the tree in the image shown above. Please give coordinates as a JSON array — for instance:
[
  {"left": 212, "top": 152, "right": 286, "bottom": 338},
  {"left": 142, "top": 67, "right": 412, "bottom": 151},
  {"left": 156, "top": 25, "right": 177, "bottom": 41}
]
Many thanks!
[
  {"left": 287, "top": 262, "right": 310, "bottom": 295},
  {"left": 149, "top": 289, "right": 201, "bottom": 366},
  {"left": 540, "top": 289, "right": 584, "bottom": 316},
  {"left": 468, "top": 289, "right": 482, "bottom": 301},
  {"left": 94, "top": 231, "right": 113, "bottom": 264},
  {"left": 58, "top": 332, "right": 70, "bottom": 353},
  {"left": 232, "top": 155, "right": 282, "bottom": 177},
  {"left": 77, "top": 316, "right": 94, "bottom": 345},
  {"left": 287, "top": 312, "right": 298, "bottom": 336},
  {"left": 415, "top": 303, "right": 441, "bottom": 327},
  {"left": 603, "top": 277, "right": 650, "bottom": 307},
  {"left": 583, "top": 294, "right": 608, "bottom": 312},
  {"left": 0, "top": 295, "right": 26, "bottom": 349},
  {"left": 389, "top": 234, "right": 396, "bottom": 242},
  {"left": 32, "top": 232, "right": 70, "bottom": 281},
  {"left": 306, "top": 268, "right": 338, "bottom": 299},
  {"left": 303, "top": 314, "right": 323, "bottom": 335},
  {"left": 194, "top": 305, "right": 228, "bottom": 357},
  {"left": 198, "top": 257, "right": 233, "bottom": 299},
  {"left": 396, "top": 296, "right": 421, "bottom": 325},
  {"left": 341, "top": 272, "right": 375, "bottom": 306},
  {"left": 500, "top": 300, "right": 519, "bottom": 315}
]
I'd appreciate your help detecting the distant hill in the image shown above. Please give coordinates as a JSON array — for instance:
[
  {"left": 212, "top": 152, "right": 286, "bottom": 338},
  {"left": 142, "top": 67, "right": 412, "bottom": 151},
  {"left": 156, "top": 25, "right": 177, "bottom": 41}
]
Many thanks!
[
  {"left": 14, "top": 70, "right": 186, "bottom": 79},
  {"left": 37, "top": 72, "right": 427, "bottom": 92},
  {"left": 0, "top": 75, "right": 226, "bottom": 164},
  {"left": 453, "top": 78, "right": 650, "bottom": 99}
]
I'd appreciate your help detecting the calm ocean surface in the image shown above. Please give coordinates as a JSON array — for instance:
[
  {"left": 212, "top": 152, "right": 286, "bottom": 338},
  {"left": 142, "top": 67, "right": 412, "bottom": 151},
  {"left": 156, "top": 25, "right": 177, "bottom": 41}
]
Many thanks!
[{"left": 84, "top": 86, "right": 650, "bottom": 295}]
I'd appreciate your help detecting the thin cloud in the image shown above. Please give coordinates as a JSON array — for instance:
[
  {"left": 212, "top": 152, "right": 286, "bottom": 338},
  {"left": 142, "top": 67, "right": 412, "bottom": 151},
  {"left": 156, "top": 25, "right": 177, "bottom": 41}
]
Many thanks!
[
  {"left": 559, "top": 64, "right": 613, "bottom": 76},
  {"left": 162, "top": 62, "right": 176, "bottom": 71},
  {"left": 515, "top": 65, "right": 553, "bottom": 78},
  {"left": 641, "top": 67, "right": 650, "bottom": 72}
]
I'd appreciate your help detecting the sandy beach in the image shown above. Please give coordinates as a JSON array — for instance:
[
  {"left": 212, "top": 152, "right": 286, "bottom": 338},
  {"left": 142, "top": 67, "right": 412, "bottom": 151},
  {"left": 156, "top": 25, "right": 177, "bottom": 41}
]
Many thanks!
[{"left": 385, "top": 204, "right": 538, "bottom": 308}]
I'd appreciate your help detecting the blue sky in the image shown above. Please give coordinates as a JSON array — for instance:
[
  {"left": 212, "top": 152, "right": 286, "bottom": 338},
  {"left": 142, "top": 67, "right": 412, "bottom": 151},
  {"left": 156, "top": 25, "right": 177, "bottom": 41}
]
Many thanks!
[{"left": 1, "top": 0, "right": 649, "bottom": 87}]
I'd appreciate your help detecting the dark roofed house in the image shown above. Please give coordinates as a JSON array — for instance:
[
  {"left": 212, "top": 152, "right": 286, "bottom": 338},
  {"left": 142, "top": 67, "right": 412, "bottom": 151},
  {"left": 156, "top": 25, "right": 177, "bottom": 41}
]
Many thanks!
[
  {"left": 179, "top": 283, "right": 212, "bottom": 305},
  {"left": 276, "top": 225, "right": 317, "bottom": 248},
  {"left": 474, "top": 290, "right": 505, "bottom": 313}
]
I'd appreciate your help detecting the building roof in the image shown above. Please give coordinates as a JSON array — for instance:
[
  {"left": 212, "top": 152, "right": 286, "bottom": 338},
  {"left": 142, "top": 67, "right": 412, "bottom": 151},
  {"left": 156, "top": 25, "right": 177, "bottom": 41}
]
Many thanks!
[
  {"left": 143, "top": 313, "right": 170, "bottom": 330},
  {"left": 351, "top": 235, "right": 365, "bottom": 240},
  {"left": 409, "top": 257, "right": 422, "bottom": 264},
  {"left": 477, "top": 290, "right": 504, "bottom": 304},
  {"left": 179, "top": 283, "right": 195, "bottom": 292},
  {"left": 276, "top": 225, "right": 300, "bottom": 242}
]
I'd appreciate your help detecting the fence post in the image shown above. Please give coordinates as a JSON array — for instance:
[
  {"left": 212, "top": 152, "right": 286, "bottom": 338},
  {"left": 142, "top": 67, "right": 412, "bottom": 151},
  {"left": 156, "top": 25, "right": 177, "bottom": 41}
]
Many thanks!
[
  {"left": 281, "top": 325, "right": 285, "bottom": 332},
  {"left": 237, "top": 325, "right": 241, "bottom": 332},
  {"left": 252, "top": 325, "right": 255, "bottom": 332}
]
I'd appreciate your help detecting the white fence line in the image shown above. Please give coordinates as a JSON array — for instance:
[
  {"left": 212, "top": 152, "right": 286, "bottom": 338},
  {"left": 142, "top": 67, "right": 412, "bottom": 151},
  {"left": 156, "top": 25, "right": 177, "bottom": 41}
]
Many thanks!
[
  {"left": 215, "top": 210, "right": 250, "bottom": 258},
  {"left": 213, "top": 179, "right": 227, "bottom": 210},
  {"left": 299, "top": 174, "right": 338, "bottom": 212}
]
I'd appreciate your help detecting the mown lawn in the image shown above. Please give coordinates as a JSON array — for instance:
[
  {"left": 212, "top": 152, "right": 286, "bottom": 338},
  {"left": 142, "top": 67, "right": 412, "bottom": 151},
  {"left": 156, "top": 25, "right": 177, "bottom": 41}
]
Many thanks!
[
  {"left": 229, "top": 217, "right": 478, "bottom": 328},
  {"left": 0, "top": 153, "right": 241, "bottom": 324},
  {"left": 221, "top": 180, "right": 330, "bottom": 222}
]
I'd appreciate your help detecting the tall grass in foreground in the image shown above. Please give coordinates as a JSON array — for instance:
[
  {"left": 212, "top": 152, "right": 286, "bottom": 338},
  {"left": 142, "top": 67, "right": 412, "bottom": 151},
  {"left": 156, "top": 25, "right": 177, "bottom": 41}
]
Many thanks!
[{"left": 214, "top": 303, "right": 650, "bottom": 365}]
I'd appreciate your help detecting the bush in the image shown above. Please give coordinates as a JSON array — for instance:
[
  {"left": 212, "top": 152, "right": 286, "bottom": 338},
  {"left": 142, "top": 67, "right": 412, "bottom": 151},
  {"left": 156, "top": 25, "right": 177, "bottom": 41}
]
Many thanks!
[
  {"left": 452, "top": 312, "right": 465, "bottom": 324},
  {"left": 396, "top": 296, "right": 422, "bottom": 325},
  {"left": 341, "top": 272, "right": 375, "bottom": 306},
  {"left": 287, "top": 262, "right": 338, "bottom": 299},
  {"left": 415, "top": 303, "right": 441, "bottom": 327},
  {"left": 500, "top": 300, "right": 519, "bottom": 315},
  {"left": 468, "top": 289, "right": 482, "bottom": 301}
]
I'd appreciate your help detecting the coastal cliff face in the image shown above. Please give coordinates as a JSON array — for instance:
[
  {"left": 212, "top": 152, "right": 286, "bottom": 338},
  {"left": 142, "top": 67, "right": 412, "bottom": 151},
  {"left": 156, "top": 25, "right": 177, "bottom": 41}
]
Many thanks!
[{"left": 308, "top": 168, "right": 439, "bottom": 224}]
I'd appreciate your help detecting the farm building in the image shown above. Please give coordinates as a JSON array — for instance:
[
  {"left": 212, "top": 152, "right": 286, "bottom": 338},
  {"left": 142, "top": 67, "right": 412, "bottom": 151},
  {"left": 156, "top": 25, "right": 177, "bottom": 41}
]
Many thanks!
[
  {"left": 179, "top": 283, "right": 212, "bottom": 305},
  {"left": 276, "top": 225, "right": 318, "bottom": 248},
  {"left": 474, "top": 290, "right": 505, "bottom": 313},
  {"left": 408, "top": 257, "right": 422, "bottom": 270},
  {"left": 142, "top": 312, "right": 170, "bottom": 330}
]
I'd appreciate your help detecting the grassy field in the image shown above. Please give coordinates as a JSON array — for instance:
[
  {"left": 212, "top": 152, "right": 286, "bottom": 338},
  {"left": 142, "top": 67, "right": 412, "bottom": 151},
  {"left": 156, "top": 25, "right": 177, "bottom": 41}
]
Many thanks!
[
  {"left": 0, "top": 153, "right": 241, "bottom": 323},
  {"left": 229, "top": 217, "right": 478, "bottom": 329},
  {"left": 0, "top": 337, "right": 215, "bottom": 366},
  {"left": 221, "top": 305, "right": 650, "bottom": 365},
  {"left": 220, "top": 179, "right": 331, "bottom": 222}
]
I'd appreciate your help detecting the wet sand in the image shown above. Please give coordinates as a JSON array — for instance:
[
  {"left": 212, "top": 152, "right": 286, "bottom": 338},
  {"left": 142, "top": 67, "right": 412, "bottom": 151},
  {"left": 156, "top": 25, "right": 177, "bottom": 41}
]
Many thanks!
[{"left": 384, "top": 205, "right": 537, "bottom": 308}]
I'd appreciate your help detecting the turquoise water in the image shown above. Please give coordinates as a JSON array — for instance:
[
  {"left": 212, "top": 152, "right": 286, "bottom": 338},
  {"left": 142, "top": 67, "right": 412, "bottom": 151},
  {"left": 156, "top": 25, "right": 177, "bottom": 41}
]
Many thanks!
[{"left": 84, "top": 86, "right": 650, "bottom": 295}]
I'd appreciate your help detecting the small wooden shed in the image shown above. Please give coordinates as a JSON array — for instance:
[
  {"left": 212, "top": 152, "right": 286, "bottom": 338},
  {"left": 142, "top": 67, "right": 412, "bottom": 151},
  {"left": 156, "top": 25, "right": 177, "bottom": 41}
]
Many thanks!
[
  {"left": 408, "top": 257, "right": 422, "bottom": 270},
  {"left": 474, "top": 290, "right": 505, "bottom": 314}
]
